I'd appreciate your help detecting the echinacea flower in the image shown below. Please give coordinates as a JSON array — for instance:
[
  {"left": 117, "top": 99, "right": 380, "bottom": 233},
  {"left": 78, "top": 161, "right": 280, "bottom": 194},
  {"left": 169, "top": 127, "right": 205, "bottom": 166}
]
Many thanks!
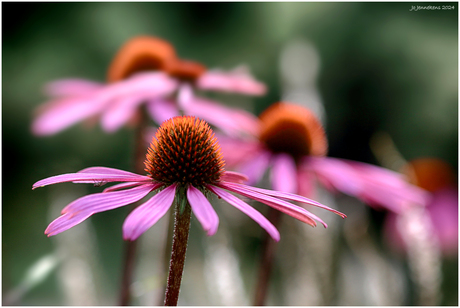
[
  {"left": 218, "top": 102, "right": 430, "bottom": 213},
  {"left": 33, "top": 116, "right": 345, "bottom": 241},
  {"left": 32, "top": 36, "right": 266, "bottom": 136},
  {"left": 384, "top": 158, "right": 458, "bottom": 257}
]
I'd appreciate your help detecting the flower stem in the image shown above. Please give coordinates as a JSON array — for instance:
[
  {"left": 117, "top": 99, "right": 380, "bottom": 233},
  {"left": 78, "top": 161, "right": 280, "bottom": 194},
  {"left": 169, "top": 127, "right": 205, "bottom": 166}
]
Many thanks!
[
  {"left": 119, "top": 108, "right": 149, "bottom": 305},
  {"left": 157, "top": 209, "right": 175, "bottom": 305},
  {"left": 164, "top": 201, "right": 192, "bottom": 306},
  {"left": 253, "top": 208, "right": 282, "bottom": 306}
]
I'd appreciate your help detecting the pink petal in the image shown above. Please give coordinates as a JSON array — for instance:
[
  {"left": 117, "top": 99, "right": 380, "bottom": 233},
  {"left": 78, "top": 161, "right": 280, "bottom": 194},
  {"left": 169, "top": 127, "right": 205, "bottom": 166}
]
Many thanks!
[
  {"left": 426, "top": 188, "right": 458, "bottom": 256},
  {"left": 33, "top": 172, "right": 151, "bottom": 189},
  {"left": 45, "top": 211, "right": 93, "bottom": 237},
  {"left": 182, "top": 97, "right": 260, "bottom": 136},
  {"left": 207, "top": 185, "right": 280, "bottom": 241},
  {"left": 123, "top": 184, "right": 177, "bottom": 241},
  {"left": 177, "top": 83, "right": 194, "bottom": 110},
  {"left": 307, "top": 157, "right": 429, "bottom": 213},
  {"left": 44, "top": 79, "right": 104, "bottom": 97},
  {"left": 218, "top": 182, "right": 321, "bottom": 227},
  {"left": 101, "top": 72, "right": 177, "bottom": 101},
  {"left": 237, "top": 149, "right": 272, "bottom": 185},
  {"left": 61, "top": 184, "right": 155, "bottom": 214},
  {"left": 196, "top": 69, "right": 267, "bottom": 95},
  {"left": 226, "top": 182, "right": 346, "bottom": 218},
  {"left": 220, "top": 171, "right": 249, "bottom": 184},
  {"left": 32, "top": 97, "right": 106, "bottom": 136},
  {"left": 270, "top": 153, "right": 297, "bottom": 194},
  {"left": 146, "top": 99, "right": 180, "bottom": 125},
  {"left": 32, "top": 72, "right": 178, "bottom": 136},
  {"left": 187, "top": 185, "right": 219, "bottom": 236},
  {"left": 296, "top": 165, "right": 314, "bottom": 198},
  {"left": 217, "top": 134, "right": 262, "bottom": 166},
  {"left": 44, "top": 184, "right": 155, "bottom": 237},
  {"left": 103, "top": 182, "right": 148, "bottom": 193},
  {"left": 100, "top": 95, "right": 145, "bottom": 132}
]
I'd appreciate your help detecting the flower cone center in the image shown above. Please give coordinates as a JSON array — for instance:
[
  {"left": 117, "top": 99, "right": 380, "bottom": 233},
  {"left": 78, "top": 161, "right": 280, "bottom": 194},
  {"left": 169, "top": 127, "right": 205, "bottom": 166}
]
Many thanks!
[
  {"left": 145, "top": 116, "right": 225, "bottom": 187},
  {"left": 258, "top": 102, "right": 328, "bottom": 160},
  {"left": 402, "top": 158, "right": 455, "bottom": 192},
  {"left": 107, "top": 36, "right": 206, "bottom": 83},
  {"left": 107, "top": 36, "right": 177, "bottom": 83}
]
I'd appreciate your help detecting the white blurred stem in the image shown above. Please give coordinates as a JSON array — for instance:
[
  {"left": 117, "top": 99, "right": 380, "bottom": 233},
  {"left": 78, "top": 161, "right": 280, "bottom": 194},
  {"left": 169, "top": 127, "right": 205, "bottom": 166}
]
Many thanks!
[
  {"left": 397, "top": 206, "right": 442, "bottom": 305},
  {"left": 203, "top": 226, "right": 249, "bottom": 306},
  {"left": 4, "top": 253, "right": 60, "bottom": 305},
  {"left": 279, "top": 39, "right": 326, "bottom": 123}
]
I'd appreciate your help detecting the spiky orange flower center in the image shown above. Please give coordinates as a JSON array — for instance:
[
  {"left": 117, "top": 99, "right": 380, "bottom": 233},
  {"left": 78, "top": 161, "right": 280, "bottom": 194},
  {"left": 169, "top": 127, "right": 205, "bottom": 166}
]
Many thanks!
[
  {"left": 107, "top": 36, "right": 176, "bottom": 83},
  {"left": 402, "top": 158, "right": 455, "bottom": 192},
  {"left": 258, "top": 102, "right": 328, "bottom": 160},
  {"left": 107, "top": 36, "right": 206, "bottom": 83},
  {"left": 145, "top": 116, "right": 225, "bottom": 187}
]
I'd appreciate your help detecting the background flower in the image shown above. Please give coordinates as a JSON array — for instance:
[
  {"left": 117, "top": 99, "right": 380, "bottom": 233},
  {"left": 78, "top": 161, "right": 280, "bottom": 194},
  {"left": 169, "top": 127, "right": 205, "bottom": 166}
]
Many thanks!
[
  {"left": 219, "top": 102, "right": 429, "bottom": 213},
  {"left": 3, "top": 2, "right": 457, "bottom": 305},
  {"left": 31, "top": 36, "right": 265, "bottom": 136}
]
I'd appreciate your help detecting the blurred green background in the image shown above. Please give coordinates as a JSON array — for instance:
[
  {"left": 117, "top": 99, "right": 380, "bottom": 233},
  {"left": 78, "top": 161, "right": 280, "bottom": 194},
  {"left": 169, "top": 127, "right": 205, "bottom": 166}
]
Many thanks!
[{"left": 3, "top": 2, "right": 458, "bottom": 305}]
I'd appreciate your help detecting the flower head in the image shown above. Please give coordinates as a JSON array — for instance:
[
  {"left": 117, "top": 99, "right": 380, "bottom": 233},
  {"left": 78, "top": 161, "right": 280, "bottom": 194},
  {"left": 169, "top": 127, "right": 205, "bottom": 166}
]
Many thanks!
[
  {"left": 259, "top": 102, "right": 327, "bottom": 159},
  {"left": 32, "top": 36, "right": 266, "bottom": 136},
  {"left": 384, "top": 158, "right": 458, "bottom": 257},
  {"left": 219, "top": 102, "right": 429, "bottom": 212},
  {"left": 33, "top": 116, "right": 345, "bottom": 241},
  {"left": 145, "top": 117, "right": 225, "bottom": 186}
]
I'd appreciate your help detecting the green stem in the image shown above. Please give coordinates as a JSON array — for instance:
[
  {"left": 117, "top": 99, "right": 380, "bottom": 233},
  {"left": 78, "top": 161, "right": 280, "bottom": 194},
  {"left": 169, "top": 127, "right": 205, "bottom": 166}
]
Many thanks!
[{"left": 164, "top": 201, "right": 192, "bottom": 306}]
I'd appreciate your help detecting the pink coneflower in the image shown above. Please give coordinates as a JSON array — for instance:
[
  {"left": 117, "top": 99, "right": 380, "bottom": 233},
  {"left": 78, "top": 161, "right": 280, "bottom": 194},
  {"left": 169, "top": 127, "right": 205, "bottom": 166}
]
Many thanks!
[
  {"left": 32, "top": 36, "right": 266, "bottom": 136},
  {"left": 218, "top": 102, "right": 429, "bottom": 213},
  {"left": 33, "top": 116, "right": 345, "bottom": 241},
  {"left": 384, "top": 158, "right": 458, "bottom": 257}
]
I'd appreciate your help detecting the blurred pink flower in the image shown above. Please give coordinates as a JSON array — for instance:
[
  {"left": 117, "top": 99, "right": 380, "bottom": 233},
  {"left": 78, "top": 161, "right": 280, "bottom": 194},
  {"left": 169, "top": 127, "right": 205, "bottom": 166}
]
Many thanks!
[
  {"left": 33, "top": 116, "right": 345, "bottom": 241},
  {"left": 384, "top": 158, "right": 458, "bottom": 257},
  {"left": 218, "top": 102, "right": 429, "bottom": 213},
  {"left": 32, "top": 36, "right": 266, "bottom": 136}
]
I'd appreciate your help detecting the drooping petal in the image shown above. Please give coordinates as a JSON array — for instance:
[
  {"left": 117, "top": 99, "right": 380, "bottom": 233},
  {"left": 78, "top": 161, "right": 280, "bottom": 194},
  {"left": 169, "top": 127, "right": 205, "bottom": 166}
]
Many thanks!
[
  {"left": 45, "top": 211, "right": 93, "bottom": 237},
  {"left": 217, "top": 134, "right": 262, "bottom": 167},
  {"left": 103, "top": 182, "right": 154, "bottom": 193},
  {"left": 218, "top": 182, "right": 322, "bottom": 227},
  {"left": 32, "top": 97, "right": 106, "bottom": 136},
  {"left": 61, "top": 184, "right": 154, "bottom": 214},
  {"left": 223, "top": 181, "right": 347, "bottom": 218},
  {"left": 220, "top": 171, "right": 249, "bottom": 184},
  {"left": 44, "top": 79, "right": 104, "bottom": 97},
  {"left": 296, "top": 165, "right": 314, "bottom": 198},
  {"left": 270, "top": 153, "right": 297, "bottom": 194},
  {"left": 307, "top": 156, "right": 430, "bottom": 213},
  {"left": 182, "top": 96, "right": 260, "bottom": 137},
  {"left": 32, "top": 72, "right": 178, "bottom": 136},
  {"left": 187, "top": 185, "right": 219, "bottom": 236},
  {"left": 33, "top": 172, "right": 151, "bottom": 189},
  {"left": 237, "top": 150, "right": 272, "bottom": 185},
  {"left": 44, "top": 184, "right": 154, "bottom": 237},
  {"left": 146, "top": 99, "right": 180, "bottom": 125},
  {"left": 196, "top": 68, "right": 267, "bottom": 95},
  {"left": 101, "top": 72, "right": 178, "bottom": 101},
  {"left": 177, "top": 83, "right": 194, "bottom": 110},
  {"left": 207, "top": 185, "right": 280, "bottom": 241},
  {"left": 100, "top": 95, "right": 145, "bottom": 132},
  {"left": 123, "top": 184, "right": 177, "bottom": 241}
]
